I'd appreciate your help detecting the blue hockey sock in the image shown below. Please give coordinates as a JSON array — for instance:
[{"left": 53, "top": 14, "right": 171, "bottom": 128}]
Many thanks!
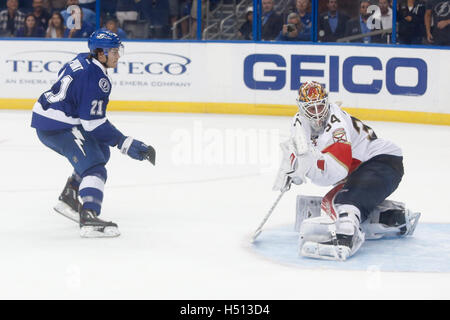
[{"left": 79, "top": 166, "right": 107, "bottom": 215}]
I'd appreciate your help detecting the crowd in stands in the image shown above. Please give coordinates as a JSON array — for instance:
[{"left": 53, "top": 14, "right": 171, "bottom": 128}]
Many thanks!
[
  {"left": 0, "top": 0, "right": 448, "bottom": 46},
  {"left": 239, "top": 0, "right": 449, "bottom": 45},
  {"left": 0, "top": 0, "right": 189, "bottom": 39}
]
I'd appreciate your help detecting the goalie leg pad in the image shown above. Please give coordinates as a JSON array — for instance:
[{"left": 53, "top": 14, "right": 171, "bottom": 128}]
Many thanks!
[
  {"left": 295, "top": 195, "right": 322, "bottom": 231},
  {"left": 362, "top": 200, "right": 421, "bottom": 239},
  {"left": 296, "top": 196, "right": 421, "bottom": 240},
  {"left": 298, "top": 210, "right": 365, "bottom": 261}
]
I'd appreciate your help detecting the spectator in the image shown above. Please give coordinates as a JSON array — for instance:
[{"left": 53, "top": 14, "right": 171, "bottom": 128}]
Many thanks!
[
  {"left": 345, "top": 0, "right": 382, "bottom": 43},
  {"left": 0, "top": 0, "right": 25, "bottom": 37},
  {"left": 190, "top": 0, "right": 206, "bottom": 38},
  {"left": 261, "top": 0, "right": 283, "bottom": 40},
  {"left": 397, "top": 0, "right": 425, "bottom": 44},
  {"left": 78, "top": 0, "right": 95, "bottom": 11},
  {"left": 276, "top": 12, "right": 310, "bottom": 41},
  {"left": 100, "top": 0, "right": 116, "bottom": 19},
  {"left": 46, "top": 10, "right": 65, "bottom": 37},
  {"left": 425, "top": 0, "right": 450, "bottom": 46},
  {"left": 237, "top": 6, "right": 253, "bottom": 40},
  {"left": 291, "top": 0, "right": 312, "bottom": 40},
  {"left": 61, "top": 0, "right": 95, "bottom": 27},
  {"left": 17, "top": 0, "right": 32, "bottom": 10},
  {"left": 63, "top": 6, "right": 94, "bottom": 37},
  {"left": 115, "top": 0, "right": 139, "bottom": 27},
  {"left": 141, "top": 0, "right": 170, "bottom": 38},
  {"left": 176, "top": 0, "right": 191, "bottom": 38},
  {"left": 169, "top": 0, "right": 178, "bottom": 27},
  {"left": 318, "top": 0, "right": 349, "bottom": 42},
  {"left": 15, "top": 12, "right": 44, "bottom": 36},
  {"left": 49, "top": 0, "right": 66, "bottom": 10},
  {"left": 103, "top": 16, "right": 127, "bottom": 39},
  {"left": 31, "top": 0, "right": 50, "bottom": 29},
  {"left": 378, "top": 0, "right": 393, "bottom": 29}
]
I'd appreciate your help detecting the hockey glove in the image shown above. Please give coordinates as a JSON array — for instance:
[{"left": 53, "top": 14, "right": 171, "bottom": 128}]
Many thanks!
[
  {"left": 272, "top": 139, "right": 299, "bottom": 192},
  {"left": 118, "top": 136, "right": 156, "bottom": 165},
  {"left": 287, "top": 146, "right": 322, "bottom": 185}
]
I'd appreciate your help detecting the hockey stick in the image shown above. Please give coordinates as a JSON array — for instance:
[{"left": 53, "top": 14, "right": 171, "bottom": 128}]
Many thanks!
[
  {"left": 251, "top": 123, "right": 309, "bottom": 243},
  {"left": 251, "top": 188, "right": 288, "bottom": 243}
]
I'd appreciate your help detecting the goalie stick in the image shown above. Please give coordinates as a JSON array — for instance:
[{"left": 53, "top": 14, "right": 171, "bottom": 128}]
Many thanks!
[
  {"left": 251, "top": 121, "right": 309, "bottom": 243},
  {"left": 251, "top": 187, "right": 288, "bottom": 243}
]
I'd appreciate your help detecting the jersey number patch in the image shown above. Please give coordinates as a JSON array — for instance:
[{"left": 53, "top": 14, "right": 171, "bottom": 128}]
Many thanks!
[
  {"left": 351, "top": 116, "right": 377, "bottom": 141},
  {"left": 90, "top": 100, "right": 104, "bottom": 116},
  {"left": 325, "top": 114, "right": 341, "bottom": 132},
  {"left": 44, "top": 75, "right": 73, "bottom": 103}
]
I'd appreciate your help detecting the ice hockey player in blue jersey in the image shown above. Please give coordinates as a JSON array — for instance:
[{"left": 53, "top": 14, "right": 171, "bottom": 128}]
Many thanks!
[{"left": 31, "top": 29, "right": 156, "bottom": 238}]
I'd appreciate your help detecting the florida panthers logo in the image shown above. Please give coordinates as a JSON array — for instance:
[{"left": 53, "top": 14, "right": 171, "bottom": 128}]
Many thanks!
[
  {"left": 307, "top": 87, "right": 319, "bottom": 99},
  {"left": 332, "top": 128, "right": 348, "bottom": 143}
]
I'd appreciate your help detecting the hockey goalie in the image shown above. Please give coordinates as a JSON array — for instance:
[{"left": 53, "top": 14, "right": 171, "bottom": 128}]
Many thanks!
[{"left": 273, "top": 81, "right": 421, "bottom": 261}]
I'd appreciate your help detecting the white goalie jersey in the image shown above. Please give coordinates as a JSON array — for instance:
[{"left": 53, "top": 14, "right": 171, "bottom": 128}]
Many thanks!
[{"left": 292, "top": 103, "right": 402, "bottom": 186}]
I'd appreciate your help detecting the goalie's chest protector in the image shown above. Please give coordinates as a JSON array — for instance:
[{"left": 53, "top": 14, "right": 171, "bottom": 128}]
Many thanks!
[{"left": 312, "top": 104, "right": 402, "bottom": 174}]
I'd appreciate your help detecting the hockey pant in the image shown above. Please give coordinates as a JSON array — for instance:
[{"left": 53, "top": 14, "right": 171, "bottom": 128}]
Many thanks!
[
  {"left": 333, "top": 154, "right": 404, "bottom": 222},
  {"left": 36, "top": 126, "right": 109, "bottom": 215}
]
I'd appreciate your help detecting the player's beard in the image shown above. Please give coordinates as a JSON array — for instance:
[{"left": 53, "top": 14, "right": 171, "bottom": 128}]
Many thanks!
[{"left": 105, "top": 56, "right": 118, "bottom": 69}]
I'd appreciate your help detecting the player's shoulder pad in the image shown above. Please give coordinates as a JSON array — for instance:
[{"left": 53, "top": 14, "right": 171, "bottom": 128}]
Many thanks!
[{"left": 78, "top": 57, "right": 111, "bottom": 94}]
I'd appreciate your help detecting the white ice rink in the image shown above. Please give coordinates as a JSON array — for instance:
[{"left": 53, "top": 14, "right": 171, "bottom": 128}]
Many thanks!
[{"left": 1, "top": 109, "right": 450, "bottom": 299}]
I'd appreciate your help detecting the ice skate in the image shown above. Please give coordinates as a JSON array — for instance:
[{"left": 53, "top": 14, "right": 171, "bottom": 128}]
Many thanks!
[
  {"left": 362, "top": 204, "right": 422, "bottom": 239},
  {"left": 79, "top": 209, "right": 120, "bottom": 238},
  {"left": 54, "top": 178, "right": 81, "bottom": 223},
  {"left": 378, "top": 208, "right": 421, "bottom": 236}
]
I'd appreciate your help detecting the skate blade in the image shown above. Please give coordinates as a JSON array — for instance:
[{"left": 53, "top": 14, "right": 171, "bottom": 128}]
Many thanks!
[
  {"left": 54, "top": 201, "right": 79, "bottom": 223},
  {"left": 404, "top": 211, "right": 421, "bottom": 236},
  {"left": 300, "top": 241, "right": 350, "bottom": 261},
  {"left": 80, "top": 226, "right": 120, "bottom": 238}
]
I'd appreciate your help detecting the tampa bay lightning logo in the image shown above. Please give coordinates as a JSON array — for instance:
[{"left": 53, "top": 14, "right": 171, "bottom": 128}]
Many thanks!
[
  {"left": 99, "top": 78, "right": 110, "bottom": 93},
  {"left": 435, "top": 2, "right": 450, "bottom": 17}
]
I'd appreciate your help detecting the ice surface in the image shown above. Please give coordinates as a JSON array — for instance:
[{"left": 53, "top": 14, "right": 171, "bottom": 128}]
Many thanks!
[
  {"left": 253, "top": 223, "right": 450, "bottom": 273},
  {"left": 1, "top": 110, "right": 450, "bottom": 299}
]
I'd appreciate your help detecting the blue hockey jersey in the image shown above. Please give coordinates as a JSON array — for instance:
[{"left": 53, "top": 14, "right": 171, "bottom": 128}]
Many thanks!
[{"left": 31, "top": 53, "right": 125, "bottom": 147}]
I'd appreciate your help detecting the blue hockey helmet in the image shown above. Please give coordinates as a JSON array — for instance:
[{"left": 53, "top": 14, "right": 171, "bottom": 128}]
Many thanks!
[{"left": 88, "top": 29, "right": 124, "bottom": 56}]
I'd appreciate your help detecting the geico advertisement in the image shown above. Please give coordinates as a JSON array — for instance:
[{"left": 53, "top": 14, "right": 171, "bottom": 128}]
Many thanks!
[
  {"left": 0, "top": 40, "right": 448, "bottom": 113},
  {"left": 237, "top": 43, "right": 448, "bottom": 113}
]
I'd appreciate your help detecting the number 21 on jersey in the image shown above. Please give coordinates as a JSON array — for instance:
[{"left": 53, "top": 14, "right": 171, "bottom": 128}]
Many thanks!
[{"left": 90, "top": 100, "right": 104, "bottom": 116}]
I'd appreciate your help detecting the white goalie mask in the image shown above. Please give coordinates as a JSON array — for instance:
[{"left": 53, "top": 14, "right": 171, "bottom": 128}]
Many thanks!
[{"left": 296, "top": 81, "right": 330, "bottom": 133}]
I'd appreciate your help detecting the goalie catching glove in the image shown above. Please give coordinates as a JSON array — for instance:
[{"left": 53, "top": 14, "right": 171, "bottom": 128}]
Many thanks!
[{"left": 118, "top": 136, "right": 156, "bottom": 165}]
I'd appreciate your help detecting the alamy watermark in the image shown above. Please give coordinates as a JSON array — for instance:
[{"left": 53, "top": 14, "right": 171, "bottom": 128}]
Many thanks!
[
  {"left": 366, "top": 5, "right": 385, "bottom": 30},
  {"left": 66, "top": 5, "right": 82, "bottom": 30},
  {"left": 171, "top": 121, "right": 282, "bottom": 173}
]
